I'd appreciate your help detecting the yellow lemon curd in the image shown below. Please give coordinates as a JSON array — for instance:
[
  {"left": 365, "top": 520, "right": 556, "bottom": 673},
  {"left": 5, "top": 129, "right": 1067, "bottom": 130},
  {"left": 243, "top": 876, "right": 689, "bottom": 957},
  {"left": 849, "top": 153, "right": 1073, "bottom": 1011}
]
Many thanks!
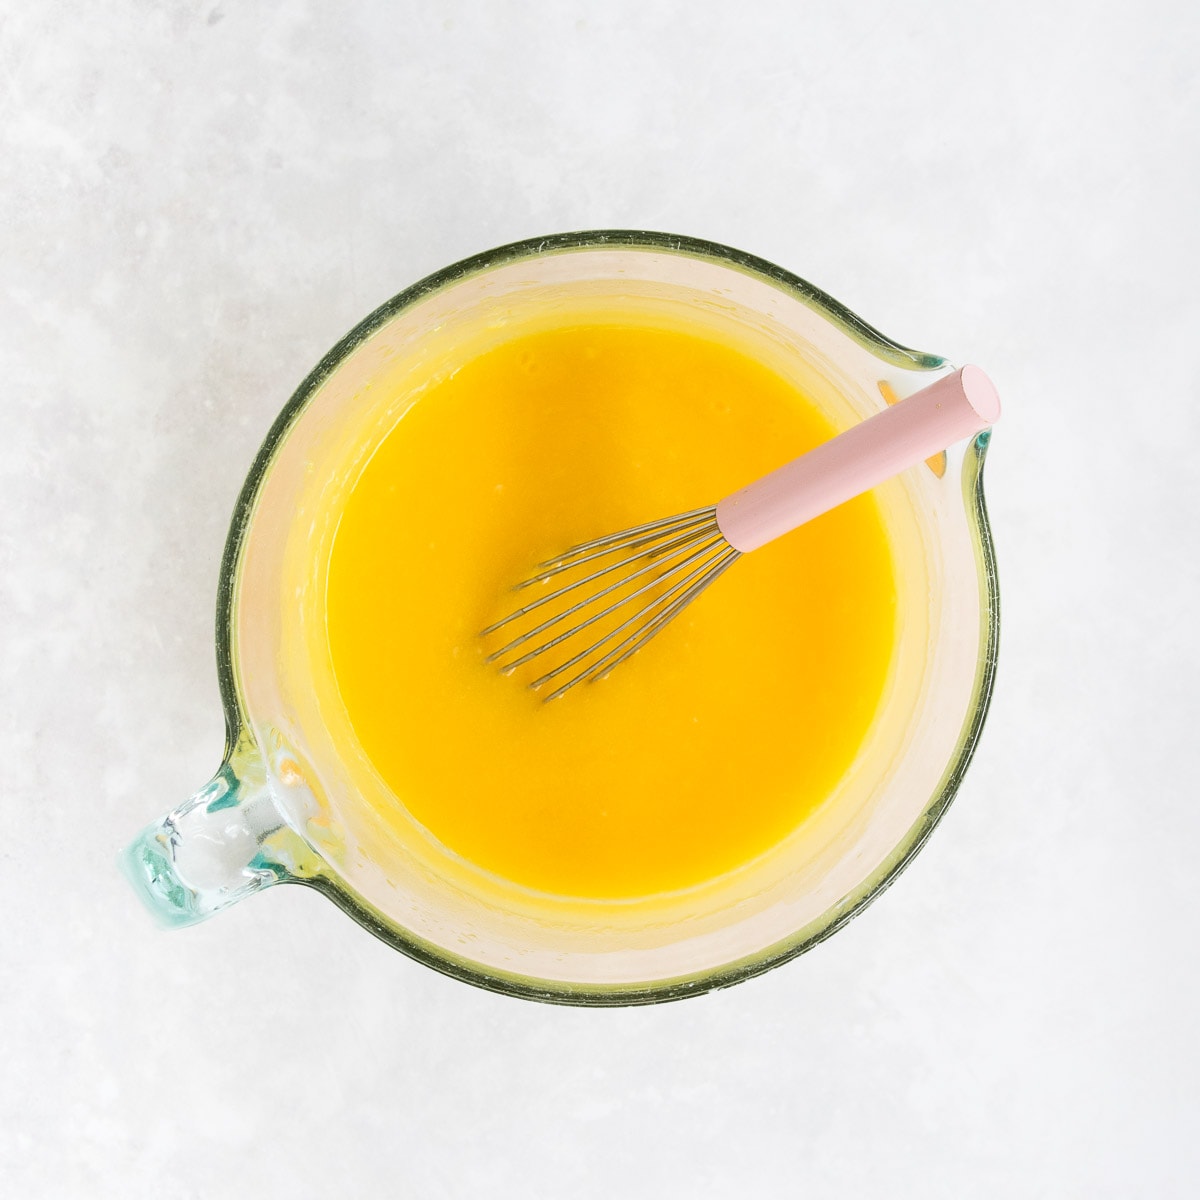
[{"left": 323, "top": 319, "right": 896, "bottom": 900}]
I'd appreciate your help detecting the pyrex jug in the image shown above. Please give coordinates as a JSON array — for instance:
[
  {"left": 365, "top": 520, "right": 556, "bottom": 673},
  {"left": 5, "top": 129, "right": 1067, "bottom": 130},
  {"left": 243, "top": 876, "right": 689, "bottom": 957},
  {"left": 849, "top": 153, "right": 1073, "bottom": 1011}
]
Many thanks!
[{"left": 122, "top": 231, "right": 998, "bottom": 1005}]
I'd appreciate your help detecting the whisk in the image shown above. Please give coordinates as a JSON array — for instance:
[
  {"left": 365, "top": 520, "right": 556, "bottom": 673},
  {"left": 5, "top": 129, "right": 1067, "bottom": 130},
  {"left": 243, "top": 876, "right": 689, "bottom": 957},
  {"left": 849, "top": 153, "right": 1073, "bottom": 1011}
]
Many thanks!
[{"left": 482, "top": 366, "right": 1000, "bottom": 701}]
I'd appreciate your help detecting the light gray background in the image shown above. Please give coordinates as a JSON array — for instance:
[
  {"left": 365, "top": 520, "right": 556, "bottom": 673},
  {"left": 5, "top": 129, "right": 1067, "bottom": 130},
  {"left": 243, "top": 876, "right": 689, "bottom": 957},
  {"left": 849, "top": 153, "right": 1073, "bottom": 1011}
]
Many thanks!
[{"left": 3, "top": 2, "right": 1197, "bottom": 1196}]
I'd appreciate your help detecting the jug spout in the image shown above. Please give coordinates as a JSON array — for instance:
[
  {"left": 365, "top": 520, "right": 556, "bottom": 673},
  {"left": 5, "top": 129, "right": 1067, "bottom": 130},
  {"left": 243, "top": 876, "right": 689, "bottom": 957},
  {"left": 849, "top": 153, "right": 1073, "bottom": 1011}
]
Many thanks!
[{"left": 121, "top": 755, "right": 289, "bottom": 928}]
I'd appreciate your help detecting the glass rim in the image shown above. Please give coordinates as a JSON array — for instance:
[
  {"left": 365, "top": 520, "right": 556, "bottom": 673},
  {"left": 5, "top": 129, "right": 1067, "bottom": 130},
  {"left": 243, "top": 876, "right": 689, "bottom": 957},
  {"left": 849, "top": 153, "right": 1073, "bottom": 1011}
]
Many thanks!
[{"left": 214, "top": 229, "right": 997, "bottom": 1006}]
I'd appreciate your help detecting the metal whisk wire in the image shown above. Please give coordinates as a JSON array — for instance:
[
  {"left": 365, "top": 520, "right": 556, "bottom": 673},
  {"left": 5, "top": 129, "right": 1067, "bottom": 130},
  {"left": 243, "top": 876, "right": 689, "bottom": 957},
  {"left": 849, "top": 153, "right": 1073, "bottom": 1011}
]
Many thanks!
[{"left": 482, "top": 507, "right": 740, "bottom": 701}]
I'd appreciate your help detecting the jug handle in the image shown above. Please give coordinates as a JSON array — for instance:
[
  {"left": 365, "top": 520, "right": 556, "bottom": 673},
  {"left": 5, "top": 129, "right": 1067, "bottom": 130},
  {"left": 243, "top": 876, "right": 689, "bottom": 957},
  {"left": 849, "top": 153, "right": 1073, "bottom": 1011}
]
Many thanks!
[{"left": 120, "top": 757, "right": 292, "bottom": 927}]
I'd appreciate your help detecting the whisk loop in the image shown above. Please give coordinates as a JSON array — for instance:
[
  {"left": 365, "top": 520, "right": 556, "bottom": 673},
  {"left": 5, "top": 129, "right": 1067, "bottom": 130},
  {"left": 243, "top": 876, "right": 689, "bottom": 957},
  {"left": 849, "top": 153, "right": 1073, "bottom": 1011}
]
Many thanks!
[{"left": 481, "top": 508, "right": 740, "bottom": 701}]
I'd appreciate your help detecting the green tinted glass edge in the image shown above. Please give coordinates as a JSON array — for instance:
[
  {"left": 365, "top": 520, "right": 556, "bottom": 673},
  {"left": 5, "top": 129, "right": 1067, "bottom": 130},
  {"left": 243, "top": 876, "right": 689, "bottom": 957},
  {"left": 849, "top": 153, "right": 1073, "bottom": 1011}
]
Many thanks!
[{"left": 214, "top": 230, "right": 994, "bottom": 1006}]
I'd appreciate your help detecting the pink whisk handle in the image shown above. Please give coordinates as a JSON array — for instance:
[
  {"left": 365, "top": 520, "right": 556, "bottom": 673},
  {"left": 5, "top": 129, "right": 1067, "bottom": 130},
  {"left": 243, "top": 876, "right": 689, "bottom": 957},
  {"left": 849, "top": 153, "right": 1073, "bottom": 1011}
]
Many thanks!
[{"left": 714, "top": 365, "right": 1000, "bottom": 554}]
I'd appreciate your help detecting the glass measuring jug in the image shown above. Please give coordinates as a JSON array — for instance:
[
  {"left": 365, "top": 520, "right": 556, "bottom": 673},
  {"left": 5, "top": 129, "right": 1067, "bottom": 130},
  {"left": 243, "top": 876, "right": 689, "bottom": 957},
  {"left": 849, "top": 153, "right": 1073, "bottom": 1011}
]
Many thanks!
[{"left": 121, "top": 231, "right": 998, "bottom": 1005}]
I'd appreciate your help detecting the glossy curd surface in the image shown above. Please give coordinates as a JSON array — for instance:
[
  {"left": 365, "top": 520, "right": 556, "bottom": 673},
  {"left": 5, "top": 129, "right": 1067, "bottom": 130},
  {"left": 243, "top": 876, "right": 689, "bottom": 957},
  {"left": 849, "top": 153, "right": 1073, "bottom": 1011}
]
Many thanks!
[{"left": 325, "top": 320, "right": 896, "bottom": 899}]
